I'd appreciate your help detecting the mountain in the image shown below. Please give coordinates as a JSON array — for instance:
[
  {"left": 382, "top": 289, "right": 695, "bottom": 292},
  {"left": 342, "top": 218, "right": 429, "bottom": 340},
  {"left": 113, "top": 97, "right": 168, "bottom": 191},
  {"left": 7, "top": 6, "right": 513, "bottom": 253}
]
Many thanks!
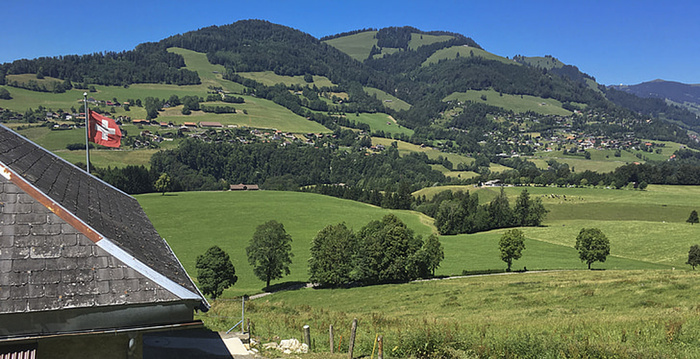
[
  {"left": 2, "top": 20, "right": 699, "bottom": 149},
  {"left": 611, "top": 80, "right": 700, "bottom": 116}
]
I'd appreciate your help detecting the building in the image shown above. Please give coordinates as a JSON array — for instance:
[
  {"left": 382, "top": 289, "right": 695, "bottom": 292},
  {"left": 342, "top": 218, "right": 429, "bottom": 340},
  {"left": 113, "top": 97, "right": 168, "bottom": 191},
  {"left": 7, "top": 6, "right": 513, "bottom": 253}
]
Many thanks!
[
  {"left": 229, "top": 183, "right": 259, "bottom": 191},
  {"left": 0, "top": 124, "right": 209, "bottom": 358}
]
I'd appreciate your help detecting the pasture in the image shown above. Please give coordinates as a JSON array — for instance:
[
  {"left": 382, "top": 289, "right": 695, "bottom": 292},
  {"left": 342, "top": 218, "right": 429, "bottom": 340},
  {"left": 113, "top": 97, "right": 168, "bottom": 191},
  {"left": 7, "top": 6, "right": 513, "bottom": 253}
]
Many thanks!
[
  {"left": 323, "top": 31, "right": 379, "bottom": 61},
  {"left": 137, "top": 191, "right": 434, "bottom": 298},
  {"left": 444, "top": 88, "right": 573, "bottom": 116},
  {"left": 236, "top": 71, "right": 335, "bottom": 88},
  {"left": 205, "top": 270, "right": 700, "bottom": 358},
  {"left": 423, "top": 45, "right": 517, "bottom": 67},
  {"left": 351, "top": 113, "right": 414, "bottom": 136},
  {"left": 363, "top": 87, "right": 412, "bottom": 111},
  {"left": 371, "top": 137, "right": 475, "bottom": 167},
  {"left": 137, "top": 184, "right": 698, "bottom": 300}
]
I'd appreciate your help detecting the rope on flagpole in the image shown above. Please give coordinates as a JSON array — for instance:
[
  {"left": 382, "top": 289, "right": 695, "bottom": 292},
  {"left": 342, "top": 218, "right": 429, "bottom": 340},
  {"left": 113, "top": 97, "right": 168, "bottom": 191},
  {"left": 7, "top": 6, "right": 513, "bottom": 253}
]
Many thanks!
[{"left": 84, "top": 92, "right": 90, "bottom": 174}]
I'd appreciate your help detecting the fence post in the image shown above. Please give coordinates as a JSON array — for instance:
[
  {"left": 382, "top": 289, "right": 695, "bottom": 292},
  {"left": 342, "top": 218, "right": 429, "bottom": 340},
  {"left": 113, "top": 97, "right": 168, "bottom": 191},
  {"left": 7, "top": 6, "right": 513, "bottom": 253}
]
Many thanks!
[
  {"left": 377, "top": 335, "right": 383, "bottom": 359},
  {"left": 348, "top": 318, "right": 358, "bottom": 359},
  {"left": 303, "top": 325, "right": 311, "bottom": 351},
  {"left": 329, "top": 324, "right": 335, "bottom": 353}
]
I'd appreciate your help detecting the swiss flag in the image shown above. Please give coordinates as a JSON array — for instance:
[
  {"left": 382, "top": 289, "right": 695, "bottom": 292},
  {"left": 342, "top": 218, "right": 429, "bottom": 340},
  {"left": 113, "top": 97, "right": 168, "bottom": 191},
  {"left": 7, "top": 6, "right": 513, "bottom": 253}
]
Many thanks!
[{"left": 88, "top": 110, "right": 122, "bottom": 148}]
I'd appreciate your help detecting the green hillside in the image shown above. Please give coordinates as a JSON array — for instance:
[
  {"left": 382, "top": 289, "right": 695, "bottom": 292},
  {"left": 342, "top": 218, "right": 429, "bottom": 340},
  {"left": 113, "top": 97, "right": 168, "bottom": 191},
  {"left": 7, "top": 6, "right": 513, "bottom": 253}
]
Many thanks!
[
  {"left": 136, "top": 185, "right": 693, "bottom": 299},
  {"left": 423, "top": 45, "right": 516, "bottom": 66},
  {"left": 444, "top": 88, "right": 573, "bottom": 116},
  {"left": 363, "top": 87, "right": 411, "bottom": 111},
  {"left": 323, "top": 31, "right": 378, "bottom": 61},
  {"left": 515, "top": 55, "right": 566, "bottom": 69},
  {"left": 226, "top": 270, "right": 700, "bottom": 358},
  {"left": 137, "top": 191, "right": 434, "bottom": 297}
]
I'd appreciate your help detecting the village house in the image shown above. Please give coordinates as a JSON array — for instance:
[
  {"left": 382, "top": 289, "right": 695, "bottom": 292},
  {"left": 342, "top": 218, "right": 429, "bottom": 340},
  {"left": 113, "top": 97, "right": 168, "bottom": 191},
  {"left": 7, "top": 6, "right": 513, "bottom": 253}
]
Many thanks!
[{"left": 0, "top": 124, "right": 209, "bottom": 358}]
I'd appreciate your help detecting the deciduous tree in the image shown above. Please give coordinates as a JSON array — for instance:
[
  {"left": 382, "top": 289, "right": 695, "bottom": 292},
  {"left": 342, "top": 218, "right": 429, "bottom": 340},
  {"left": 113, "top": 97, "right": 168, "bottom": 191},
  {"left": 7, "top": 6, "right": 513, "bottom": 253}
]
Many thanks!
[
  {"left": 513, "top": 189, "right": 548, "bottom": 227},
  {"left": 499, "top": 229, "right": 525, "bottom": 272},
  {"left": 154, "top": 173, "right": 172, "bottom": 195},
  {"left": 308, "top": 223, "right": 356, "bottom": 286},
  {"left": 196, "top": 246, "right": 237, "bottom": 299},
  {"left": 246, "top": 220, "right": 293, "bottom": 288},
  {"left": 353, "top": 214, "right": 423, "bottom": 284},
  {"left": 687, "top": 244, "right": 700, "bottom": 270},
  {"left": 423, "top": 234, "right": 444, "bottom": 276},
  {"left": 575, "top": 228, "right": 610, "bottom": 269}
]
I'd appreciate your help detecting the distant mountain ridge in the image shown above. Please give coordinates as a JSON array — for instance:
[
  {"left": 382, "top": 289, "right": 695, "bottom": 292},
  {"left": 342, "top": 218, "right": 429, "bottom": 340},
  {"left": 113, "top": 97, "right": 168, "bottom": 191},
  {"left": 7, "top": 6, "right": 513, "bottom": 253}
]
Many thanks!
[
  {"left": 1, "top": 19, "right": 698, "bottom": 135},
  {"left": 610, "top": 80, "right": 700, "bottom": 115}
]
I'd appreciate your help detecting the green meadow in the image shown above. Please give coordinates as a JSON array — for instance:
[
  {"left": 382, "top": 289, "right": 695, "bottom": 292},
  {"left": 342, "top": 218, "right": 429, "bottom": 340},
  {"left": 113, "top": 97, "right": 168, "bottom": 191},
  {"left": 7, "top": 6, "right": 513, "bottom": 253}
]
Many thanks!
[
  {"left": 363, "top": 87, "right": 412, "bottom": 111},
  {"left": 137, "top": 191, "right": 434, "bottom": 298},
  {"left": 211, "top": 270, "right": 700, "bottom": 358},
  {"left": 445, "top": 88, "right": 573, "bottom": 116},
  {"left": 324, "top": 30, "right": 456, "bottom": 62},
  {"left": 423, "top": 45, "right": 517, "bottom": 66},
  {"left": 371, "top": 137, "right": 475, "bottom": 167},
  {"left": 323, "top": 31, "right": 379, "bottom": 61},
  {"left": 236, "top": 71, "right": 335, "bottom": 88},
  {"left": 351, "top": 113, "right": 414, "bottom": 136},
  {"left": 148, "top": 185, "right": 700, "bottom": 357},
  {"left": 136, "top": 184, "right": 699, "bottom": 301}
]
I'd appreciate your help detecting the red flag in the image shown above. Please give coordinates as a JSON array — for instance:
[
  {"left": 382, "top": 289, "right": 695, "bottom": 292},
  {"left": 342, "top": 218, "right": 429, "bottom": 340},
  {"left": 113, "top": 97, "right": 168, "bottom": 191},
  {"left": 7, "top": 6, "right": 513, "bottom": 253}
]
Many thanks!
[{"left": 88, "top": 110, "right": 121, "bottom": 148}]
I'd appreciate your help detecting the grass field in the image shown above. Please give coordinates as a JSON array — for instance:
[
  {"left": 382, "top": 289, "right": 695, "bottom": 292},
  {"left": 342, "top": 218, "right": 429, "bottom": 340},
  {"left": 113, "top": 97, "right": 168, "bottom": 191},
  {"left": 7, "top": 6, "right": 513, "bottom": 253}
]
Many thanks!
[
  {"left": 137, "top": 191, "right": 434, "bottom": 298},
  {"left": 351, "top": 113, "right": 413, "bottom": 136},
  {"left": 236, "top": 71, "right": 335, "bottom": 88},
  {"left": 371, "top": 137, "right": 475, "bottom": 167},
  {"left": 206, "top": 270, "right": 700, "bottom": 358},
  {"left": 423, "top": 45, "right": 517, "bottom": 67},
  {"left": 325, "top": 30, "right": 456, "bottom": 62},
  {"left": 363, "top": 87, "right": 412, "bottom": 111},
  {"left": 134, "top": 184, "right": 700, "bottom": 356},
  {"left": 323, "top": 31, "right": 378, "bottom": 61},
  {"left": 430, "top": 165, "right": 479, "bottom": 180},
  {"left": 408, "top": 33, "right": 455, "bottom": 49},
  {"left": 136, "top": 184, "right": 699, "bottom": 301},
  {"left": 445, "top": 89, "right": 573, "bottom": 116},
  {"left": 167, "top": 47, "right": 245, "bottom": 93}
]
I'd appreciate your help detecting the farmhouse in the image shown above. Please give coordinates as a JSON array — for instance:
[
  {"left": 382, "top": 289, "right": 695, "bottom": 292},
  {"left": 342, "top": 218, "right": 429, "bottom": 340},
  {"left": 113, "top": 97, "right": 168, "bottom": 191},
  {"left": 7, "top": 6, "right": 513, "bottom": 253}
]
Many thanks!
[
  {"left": 199, "top": 121, "right": 223, "bottom": 128},
  {"left": 0, "top": 124, "right": 209, "bottom": 358},
  {"left": 230, "top": 183, "right": 259, "bottom": 191}
]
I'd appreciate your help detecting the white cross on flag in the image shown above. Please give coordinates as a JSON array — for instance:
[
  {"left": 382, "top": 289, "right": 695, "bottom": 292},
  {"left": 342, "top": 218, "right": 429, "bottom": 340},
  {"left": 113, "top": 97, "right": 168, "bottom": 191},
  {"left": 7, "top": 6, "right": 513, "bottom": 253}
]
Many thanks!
[{"left": 88, "top": 110, "right": 122, "bottom": 148}]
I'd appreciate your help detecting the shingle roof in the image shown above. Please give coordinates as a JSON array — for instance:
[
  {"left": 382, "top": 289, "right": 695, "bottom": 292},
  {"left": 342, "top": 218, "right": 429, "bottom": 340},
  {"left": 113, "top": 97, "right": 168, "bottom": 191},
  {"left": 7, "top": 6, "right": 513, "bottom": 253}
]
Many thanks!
[{"left": 0, "top": 124, "right": 207, "bottom": 313}]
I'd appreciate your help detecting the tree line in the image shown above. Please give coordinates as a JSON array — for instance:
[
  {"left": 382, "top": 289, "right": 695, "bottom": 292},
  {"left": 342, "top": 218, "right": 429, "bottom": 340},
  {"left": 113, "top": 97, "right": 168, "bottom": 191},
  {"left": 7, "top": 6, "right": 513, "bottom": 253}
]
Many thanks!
[
  {"left": 1, "top": 43, "right": 200, "bottom": 86},
  {"left": 148, "top": 138, "right": 445, "bottom": 193},
  {"left": 197, "top": 214, "right": 444, "bottom": 299},
  {"left": 416, "top": 188, "right": 547, "bottom": 235}
]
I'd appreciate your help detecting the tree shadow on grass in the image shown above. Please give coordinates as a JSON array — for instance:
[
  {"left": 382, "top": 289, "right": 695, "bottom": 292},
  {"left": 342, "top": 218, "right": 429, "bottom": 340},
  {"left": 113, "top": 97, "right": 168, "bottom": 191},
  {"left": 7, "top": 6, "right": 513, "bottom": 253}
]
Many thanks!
[{"left": 263, "top": 281, "right": 308, "bottom": 293}]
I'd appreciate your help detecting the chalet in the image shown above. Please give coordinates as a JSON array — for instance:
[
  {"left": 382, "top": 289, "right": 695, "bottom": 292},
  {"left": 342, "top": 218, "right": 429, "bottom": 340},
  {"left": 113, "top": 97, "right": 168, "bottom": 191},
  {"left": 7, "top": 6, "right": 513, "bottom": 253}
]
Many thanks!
[
  {"left": 229, "top": 184, "right": 259, "bottom": 191},
  {"left": 132, "top": 119, "right": 149, "bottom": 126},
  {"left": 0, "top": 124, "right": 209, "bottom": 358}
]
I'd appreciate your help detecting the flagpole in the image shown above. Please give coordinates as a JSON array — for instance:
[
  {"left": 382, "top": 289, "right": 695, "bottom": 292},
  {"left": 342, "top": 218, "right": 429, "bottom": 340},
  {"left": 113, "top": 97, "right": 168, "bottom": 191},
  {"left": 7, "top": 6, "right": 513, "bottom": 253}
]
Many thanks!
[{"left": 84, "top": 92, "right": 90, "bottom": 174}]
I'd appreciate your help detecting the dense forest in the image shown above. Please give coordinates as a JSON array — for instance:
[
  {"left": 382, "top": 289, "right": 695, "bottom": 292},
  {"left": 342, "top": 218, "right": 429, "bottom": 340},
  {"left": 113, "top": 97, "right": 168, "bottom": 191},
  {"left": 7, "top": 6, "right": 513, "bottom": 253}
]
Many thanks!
[
  {"left": 148, "top": 138, "right": 445, "bottom": 193},
  {"left": 0, "top": 43, "right": 200, "bottom": 86}
]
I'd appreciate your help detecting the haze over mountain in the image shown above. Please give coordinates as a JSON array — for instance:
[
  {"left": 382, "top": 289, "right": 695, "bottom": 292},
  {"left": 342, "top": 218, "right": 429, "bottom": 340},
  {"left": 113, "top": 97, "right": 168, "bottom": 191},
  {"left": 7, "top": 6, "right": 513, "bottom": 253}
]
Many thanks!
[{"left": 611, "top": 80, "right": 700, "bottom": 116}]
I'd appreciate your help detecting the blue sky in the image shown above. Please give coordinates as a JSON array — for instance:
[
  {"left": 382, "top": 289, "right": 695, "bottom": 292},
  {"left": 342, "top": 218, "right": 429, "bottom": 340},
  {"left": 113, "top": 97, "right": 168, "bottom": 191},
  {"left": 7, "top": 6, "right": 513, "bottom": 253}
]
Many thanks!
[{"left": 3, "top": 0, "right": 698, "bottom": 85}]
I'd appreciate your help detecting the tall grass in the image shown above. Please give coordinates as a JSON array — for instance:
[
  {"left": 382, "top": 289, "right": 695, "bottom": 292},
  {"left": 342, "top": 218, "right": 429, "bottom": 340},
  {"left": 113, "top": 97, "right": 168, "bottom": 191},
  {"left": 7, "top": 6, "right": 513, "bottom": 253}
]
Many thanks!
[{"left": 202, "top": 270, "right": 700, "bottom": 358}]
